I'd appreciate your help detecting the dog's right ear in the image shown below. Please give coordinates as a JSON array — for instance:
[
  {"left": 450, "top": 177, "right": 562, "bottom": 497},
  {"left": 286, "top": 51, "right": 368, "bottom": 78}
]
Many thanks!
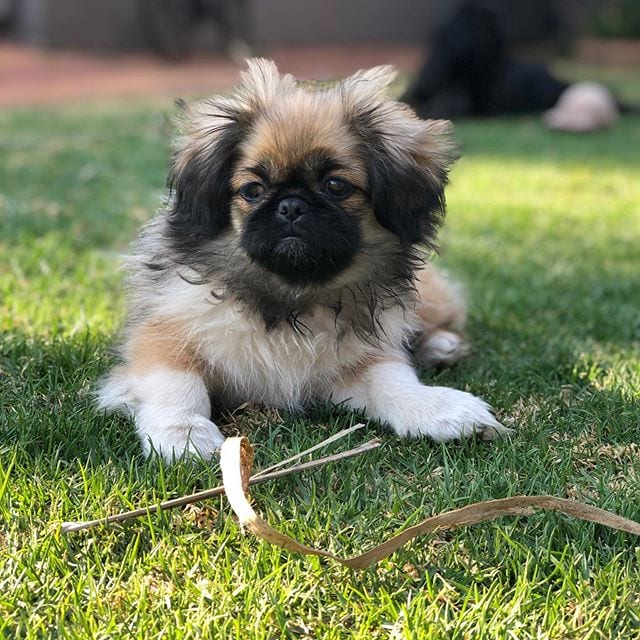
[
  {"left": 167, "top": 99, "right": 249, "bottom": 246},
  {"left": 166, "top": 60, "right": 293, "bottom": 248}
]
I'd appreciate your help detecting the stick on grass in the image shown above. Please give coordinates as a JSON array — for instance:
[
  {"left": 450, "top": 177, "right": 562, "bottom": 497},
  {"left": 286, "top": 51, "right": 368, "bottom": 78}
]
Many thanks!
[{"left": 60, "top": 437, "right": 381, "bottom": 533}]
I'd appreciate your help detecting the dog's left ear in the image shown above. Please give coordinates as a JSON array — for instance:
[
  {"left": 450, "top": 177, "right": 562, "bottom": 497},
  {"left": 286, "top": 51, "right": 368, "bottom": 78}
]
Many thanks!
[
  {"left": 361, "top": 118, "right": 455, "bottom": 246},
  {"left": 342, "top": 67, "right": 458, "bottom": 246}
]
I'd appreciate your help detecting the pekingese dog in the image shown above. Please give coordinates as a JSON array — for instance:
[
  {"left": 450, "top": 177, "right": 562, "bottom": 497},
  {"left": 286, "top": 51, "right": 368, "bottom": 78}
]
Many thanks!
[{"left": 98, "top": 59, "right": 509, "bottom": 461}]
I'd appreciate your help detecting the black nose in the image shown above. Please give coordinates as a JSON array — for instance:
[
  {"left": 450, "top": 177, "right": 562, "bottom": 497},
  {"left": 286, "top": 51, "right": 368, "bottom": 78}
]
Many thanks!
[{"left": 277, "top": 197, "right": 308, "bottom": 221}]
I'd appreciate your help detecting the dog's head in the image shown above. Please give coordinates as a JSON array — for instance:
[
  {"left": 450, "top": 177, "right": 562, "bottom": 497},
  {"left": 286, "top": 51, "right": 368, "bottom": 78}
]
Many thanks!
[{"left": 167, "top": 59, "right": 457, "bottom": 286}]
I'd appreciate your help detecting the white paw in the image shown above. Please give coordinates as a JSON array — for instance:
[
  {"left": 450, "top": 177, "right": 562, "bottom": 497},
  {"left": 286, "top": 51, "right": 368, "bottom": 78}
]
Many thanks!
[
  {"left": 137, "top": 413, "right": 225, "bottom": 462},
  {"left": 415, "top": 329, "right": 470, "bottom": 366},
  {"left": 387, "top": 386, "right": 511, "bottom": 442}
]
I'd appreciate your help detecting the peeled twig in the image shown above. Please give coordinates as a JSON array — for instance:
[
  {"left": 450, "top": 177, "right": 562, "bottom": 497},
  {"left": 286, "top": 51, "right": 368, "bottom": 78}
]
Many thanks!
[
  {"left": 60, "top": 438, "right": 381, "bottom": 533},
  {"left": 221, "top": 437, "right": 640, "bottom": 571},
  {"left": 253, "top": 422, "right": 365, "bottom": 478}
]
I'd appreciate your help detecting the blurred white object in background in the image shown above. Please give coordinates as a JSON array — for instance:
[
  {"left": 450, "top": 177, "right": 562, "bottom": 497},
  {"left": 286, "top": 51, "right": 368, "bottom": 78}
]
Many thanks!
[{"left": 543, "top": 82, "right": 619, "bottom": 132}]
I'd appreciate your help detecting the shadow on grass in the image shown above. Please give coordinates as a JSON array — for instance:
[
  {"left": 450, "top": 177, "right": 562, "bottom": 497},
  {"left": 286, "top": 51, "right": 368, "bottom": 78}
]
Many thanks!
[
  {"left": 0, "top": 330, "right": 139, "bottom": 466},
  {"left": 0, "top": 105, "right": 171, "bottom": 248},
  {"left": 2, "top": 300, "right": 637, "bottom": 470},
  {"left": 3, "top": 319, "right": 639, "bottom": 577}
]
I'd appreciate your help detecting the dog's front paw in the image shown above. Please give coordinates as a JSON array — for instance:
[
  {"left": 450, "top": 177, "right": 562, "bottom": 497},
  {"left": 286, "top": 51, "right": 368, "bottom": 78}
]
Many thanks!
[
  {"left": 389, "top": 386, "right": 511, "bottom": 443},
  {"left": 137, "top": 413, "right": 225, "bottom": 462}
]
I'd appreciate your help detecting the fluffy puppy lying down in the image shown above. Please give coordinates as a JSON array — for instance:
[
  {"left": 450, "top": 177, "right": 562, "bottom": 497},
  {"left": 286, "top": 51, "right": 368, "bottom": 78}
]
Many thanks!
[{"left": 99, "top": 60, "right": 509, "bottom": 461}]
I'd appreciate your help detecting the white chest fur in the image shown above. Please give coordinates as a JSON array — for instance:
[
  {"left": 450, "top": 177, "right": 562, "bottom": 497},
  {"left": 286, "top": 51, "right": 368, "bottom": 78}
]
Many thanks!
[{"left": 158, "top": 278, "right": 415, "bottom": 409}]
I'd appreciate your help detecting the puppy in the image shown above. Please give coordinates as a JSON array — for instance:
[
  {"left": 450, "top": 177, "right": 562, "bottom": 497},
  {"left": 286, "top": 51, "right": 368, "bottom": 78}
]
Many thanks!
[{"left": 98, "top": 59, "right": 508, "bottom": 461}]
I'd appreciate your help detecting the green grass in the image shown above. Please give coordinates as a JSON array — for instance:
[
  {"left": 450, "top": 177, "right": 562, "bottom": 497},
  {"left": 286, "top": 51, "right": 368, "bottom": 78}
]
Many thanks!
[{"left": 1, "top": 67, "right": 640, "bottom": 638}]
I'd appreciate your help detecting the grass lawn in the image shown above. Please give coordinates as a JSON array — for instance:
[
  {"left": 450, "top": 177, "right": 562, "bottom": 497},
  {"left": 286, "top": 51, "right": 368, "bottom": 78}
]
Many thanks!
[{"left": 1, "top": 66, "right": 639, "bottom": 638}]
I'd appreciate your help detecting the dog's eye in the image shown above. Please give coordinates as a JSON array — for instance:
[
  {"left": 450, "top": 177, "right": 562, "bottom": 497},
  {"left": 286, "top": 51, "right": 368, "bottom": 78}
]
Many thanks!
[
  {"left": 324, "top": 177, "right": 354, "bottom": 199},
  {"left": 239, "top": 182, "right": 266, "bottom": 202}
]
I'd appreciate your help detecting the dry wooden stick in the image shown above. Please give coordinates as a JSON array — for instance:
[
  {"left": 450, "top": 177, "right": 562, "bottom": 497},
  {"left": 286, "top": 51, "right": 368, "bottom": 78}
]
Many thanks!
[{"left": 60, "top": 438, "right": 381, "bottom": 533}]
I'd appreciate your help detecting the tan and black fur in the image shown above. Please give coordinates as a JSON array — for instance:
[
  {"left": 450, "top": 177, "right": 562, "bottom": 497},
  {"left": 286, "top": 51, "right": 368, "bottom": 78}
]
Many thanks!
[{"left": 99, "top": 60, "right": 508, "bottom": 460}]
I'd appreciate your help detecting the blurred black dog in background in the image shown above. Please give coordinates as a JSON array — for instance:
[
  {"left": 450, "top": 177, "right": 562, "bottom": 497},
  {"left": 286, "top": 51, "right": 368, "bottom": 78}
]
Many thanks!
[{"left": 401, "top": 2, "right": 569, "bottom": 119}]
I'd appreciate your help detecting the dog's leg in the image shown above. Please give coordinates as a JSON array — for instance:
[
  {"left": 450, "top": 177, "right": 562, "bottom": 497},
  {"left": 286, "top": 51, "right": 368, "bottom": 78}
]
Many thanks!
[
  {"left": 411, "top": 265, "right": 471, "bottom": 367},
  {"left": 331, "top": 356, "right": 509, "bottom": 442},
  {"left": 98, "top": 322, "right": 224, "bottom": 461}
]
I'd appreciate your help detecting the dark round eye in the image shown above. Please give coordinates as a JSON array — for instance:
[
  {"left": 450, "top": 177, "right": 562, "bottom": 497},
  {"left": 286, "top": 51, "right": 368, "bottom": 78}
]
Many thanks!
[
  {"left": 324, "top": 177, "right": 354, "bottom": 199},
  {"left": 239, "top": 182, "right": 266, "bottom": 202}
]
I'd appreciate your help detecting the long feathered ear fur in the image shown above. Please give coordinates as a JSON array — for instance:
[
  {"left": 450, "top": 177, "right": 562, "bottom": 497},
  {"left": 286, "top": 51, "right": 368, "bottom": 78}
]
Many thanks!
[
  {"left": 167, "top": 59, "right": 295, "bottom": 245},
  {"left": 341, "top": 66, "right": 458, "bottom": 246},
  {"left": 167, "top": 101, "right": 245, "bottom": 245}
]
